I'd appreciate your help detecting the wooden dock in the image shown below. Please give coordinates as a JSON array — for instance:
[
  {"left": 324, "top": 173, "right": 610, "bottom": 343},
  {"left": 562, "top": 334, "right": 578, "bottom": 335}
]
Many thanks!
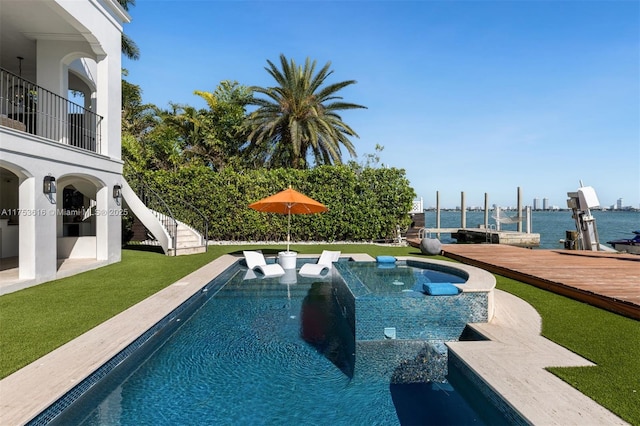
[
  {"left": 452, "top": 229, "right": 540, "bottom": 247},
  {"left": 406, "top": 227, "right": 540, "bottom": 248},
  {"left": 441, "top": 244, "right": 640, "bottom": 320}
]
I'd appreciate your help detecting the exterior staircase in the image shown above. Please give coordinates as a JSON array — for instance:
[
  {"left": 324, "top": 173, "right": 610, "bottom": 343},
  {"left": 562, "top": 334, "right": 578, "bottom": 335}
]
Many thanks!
[
  {"left": 168, "top": 216, "right": 207, "bottom": 256},
  {"left": 121, "top": 178, "right": 208, "bottom": 256}
]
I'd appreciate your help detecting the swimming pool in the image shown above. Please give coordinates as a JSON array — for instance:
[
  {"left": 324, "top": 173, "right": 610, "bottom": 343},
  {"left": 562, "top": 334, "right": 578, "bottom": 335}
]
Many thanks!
[{"left": 35, "top": 256, "right": 511, "bottom": 425}]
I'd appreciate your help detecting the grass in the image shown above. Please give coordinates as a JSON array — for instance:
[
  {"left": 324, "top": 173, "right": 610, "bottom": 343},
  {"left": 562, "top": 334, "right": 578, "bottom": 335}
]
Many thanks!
[{"left": 1, "top": 244, "right": 638, "bottom": 424}]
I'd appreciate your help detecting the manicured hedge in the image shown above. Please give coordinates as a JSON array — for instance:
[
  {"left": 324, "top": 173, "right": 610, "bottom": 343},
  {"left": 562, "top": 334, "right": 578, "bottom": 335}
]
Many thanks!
[{"left": 128, "top": 164, "right": 416, "bottom": 243}]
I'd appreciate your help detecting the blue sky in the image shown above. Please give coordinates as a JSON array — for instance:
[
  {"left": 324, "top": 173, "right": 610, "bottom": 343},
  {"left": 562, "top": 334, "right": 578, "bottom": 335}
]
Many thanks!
[{"left": 123, "top": 0, "right": 639, "bottom": 209}]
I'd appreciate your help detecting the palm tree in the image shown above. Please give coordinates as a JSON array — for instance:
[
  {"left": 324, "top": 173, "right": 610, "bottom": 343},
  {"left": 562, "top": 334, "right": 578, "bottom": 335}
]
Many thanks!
[
  {"left": 118, "top": 0, "right": 140, "bottom": 60},
  {"left": 121, "top": 34, "right": 140, "bottom": 61},
  {"left": 245, "top": 54, "right": 366, "bottom": 169},
  {"left": 121, "top": 73, "right": 157, "bottom": 138},
  {"left": 190, "top": 81, "right": 253, "bottom": 170}
]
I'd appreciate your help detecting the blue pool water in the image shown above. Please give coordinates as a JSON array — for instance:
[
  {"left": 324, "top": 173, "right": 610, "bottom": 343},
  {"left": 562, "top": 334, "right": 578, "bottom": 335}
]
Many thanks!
[
  {"left": 340, "top": 260, "right": 467, "bottom": 295},
  {"left": 44, "top": 259, "right": 512, "bottom": 425}
]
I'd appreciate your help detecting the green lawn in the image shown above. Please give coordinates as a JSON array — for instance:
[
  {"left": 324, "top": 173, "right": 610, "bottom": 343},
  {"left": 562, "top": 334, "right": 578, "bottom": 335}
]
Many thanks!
[{"left": 1, "top": 245, "right": 638, "bottom": 424}]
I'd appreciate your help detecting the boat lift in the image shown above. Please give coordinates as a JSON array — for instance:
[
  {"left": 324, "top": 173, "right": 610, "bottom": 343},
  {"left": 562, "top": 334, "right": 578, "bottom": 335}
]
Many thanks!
[{"left": 566, "top": 183, "right": 601, "bottom": 251}]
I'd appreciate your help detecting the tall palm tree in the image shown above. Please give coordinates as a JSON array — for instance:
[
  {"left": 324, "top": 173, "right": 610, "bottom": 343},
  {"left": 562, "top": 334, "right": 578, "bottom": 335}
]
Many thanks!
[
  {"left": 245, "top": 54, "right": 366, "bottom": 169},
  {"left": 118, "top": 0, "right": 140, "bottom": 60}
]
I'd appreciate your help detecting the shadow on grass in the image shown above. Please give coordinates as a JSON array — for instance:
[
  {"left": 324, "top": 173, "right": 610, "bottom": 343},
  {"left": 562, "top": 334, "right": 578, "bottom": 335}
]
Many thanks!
[
  {"left": 226, "top": 248, "right": 282, "bottom": 256},
  {"left": 122, "top": 244, "right": 165, "bottom": 254}
]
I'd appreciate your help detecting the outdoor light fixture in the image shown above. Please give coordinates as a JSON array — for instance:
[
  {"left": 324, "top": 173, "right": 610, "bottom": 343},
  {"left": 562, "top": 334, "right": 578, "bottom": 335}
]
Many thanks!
[
  {"left": 43, "top": 175, "right": 56, "bottom": 194},
  {"left": 113, "top": 184, "right": 122, "bottom": 200}
]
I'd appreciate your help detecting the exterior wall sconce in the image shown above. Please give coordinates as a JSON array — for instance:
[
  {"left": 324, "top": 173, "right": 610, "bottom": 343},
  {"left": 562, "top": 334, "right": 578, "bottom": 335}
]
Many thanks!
[
  {"left": 113, "top": 184, "right": 122, "bottom": 201},
  {"left": 43, "top": 175, "right": 56, "bottom": 194}
]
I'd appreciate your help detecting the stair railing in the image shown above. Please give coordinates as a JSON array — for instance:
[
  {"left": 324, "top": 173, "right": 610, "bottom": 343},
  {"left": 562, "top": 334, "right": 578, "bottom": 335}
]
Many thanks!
[
  {"left": 126, "top": 171, "right": 178, "bottom": 255},
  {"left": 163, "top": 192, "right": 209, "bottom": 251},
  {"left": 125, "top": 163, "right": 209, "bottom": 252}
]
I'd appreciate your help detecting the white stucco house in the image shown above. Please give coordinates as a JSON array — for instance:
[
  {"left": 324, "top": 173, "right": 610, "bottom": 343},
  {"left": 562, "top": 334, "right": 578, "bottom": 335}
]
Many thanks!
[{"left": 0, "top": 0, "right": 130, "bottom": 293}]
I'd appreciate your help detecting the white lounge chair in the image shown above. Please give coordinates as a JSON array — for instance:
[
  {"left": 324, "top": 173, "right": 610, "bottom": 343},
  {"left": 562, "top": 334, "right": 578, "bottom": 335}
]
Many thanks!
[
  {"left": 298, "top": 250, "right": 341, "bottom": 277},
  {"left": 243, "top": 251, "right": 285, "bottom": 277}
]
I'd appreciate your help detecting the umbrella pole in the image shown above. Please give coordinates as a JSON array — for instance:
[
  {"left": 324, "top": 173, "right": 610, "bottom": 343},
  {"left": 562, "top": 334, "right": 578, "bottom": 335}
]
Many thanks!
[{"left": 287, "top": 210, "right": 291, "bottom": 252}]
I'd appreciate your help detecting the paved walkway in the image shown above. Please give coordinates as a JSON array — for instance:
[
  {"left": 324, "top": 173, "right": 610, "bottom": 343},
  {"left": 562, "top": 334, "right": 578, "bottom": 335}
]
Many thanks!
[{"left": 0, "top": 254, "right": 628, "bottom": 425}]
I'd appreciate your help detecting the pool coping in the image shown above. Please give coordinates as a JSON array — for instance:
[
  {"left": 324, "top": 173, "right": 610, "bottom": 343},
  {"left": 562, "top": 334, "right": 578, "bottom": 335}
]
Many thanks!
[
  {"left": 447, "top": 289, "right": 627, "bottom": 425},
  {"left": 0, "top": 253, "right": 628, "bottom": 425}
]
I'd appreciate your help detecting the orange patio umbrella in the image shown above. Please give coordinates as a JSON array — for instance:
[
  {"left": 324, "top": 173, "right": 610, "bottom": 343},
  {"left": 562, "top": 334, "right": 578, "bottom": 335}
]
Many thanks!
[{"left": 248, "top": 187, "right": 328, "bottom": 252}]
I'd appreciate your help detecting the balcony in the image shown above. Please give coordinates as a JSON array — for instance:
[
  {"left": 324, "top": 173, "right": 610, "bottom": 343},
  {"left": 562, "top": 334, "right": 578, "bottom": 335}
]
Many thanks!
[{"left": 0, "top": 67, "right": 102, "bottom": 153}]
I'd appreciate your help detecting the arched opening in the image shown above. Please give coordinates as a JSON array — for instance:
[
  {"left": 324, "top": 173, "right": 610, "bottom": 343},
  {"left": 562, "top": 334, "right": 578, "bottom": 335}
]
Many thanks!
[
  {"left": 60, "top": 185, "right": 96, "bottom": 237},
  {"left": 56, "top": 175, "right": 101, "bottom": 261},
  {"left": 68, "top": 61, "right": 95, "bottom": 111}
]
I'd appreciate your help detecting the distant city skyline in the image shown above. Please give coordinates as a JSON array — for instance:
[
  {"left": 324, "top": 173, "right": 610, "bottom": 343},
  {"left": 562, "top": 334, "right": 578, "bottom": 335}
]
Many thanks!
[{"left": 416, "top": 192, "right": 636, "bottom": 211}]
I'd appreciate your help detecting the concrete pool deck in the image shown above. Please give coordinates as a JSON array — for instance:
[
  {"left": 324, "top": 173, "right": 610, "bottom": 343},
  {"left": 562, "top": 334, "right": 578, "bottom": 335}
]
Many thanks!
[
  {"left": 0, "top": 254, "right": 628, "bottom": 425},
  {"left": 448, "top": 289, "right": 627, "bottom": 425}
]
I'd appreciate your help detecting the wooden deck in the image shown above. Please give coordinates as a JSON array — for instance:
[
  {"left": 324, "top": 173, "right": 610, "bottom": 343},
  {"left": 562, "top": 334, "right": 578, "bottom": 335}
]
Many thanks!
[{"left": 442, "top": 244, "right": 640, "bottom": 320}]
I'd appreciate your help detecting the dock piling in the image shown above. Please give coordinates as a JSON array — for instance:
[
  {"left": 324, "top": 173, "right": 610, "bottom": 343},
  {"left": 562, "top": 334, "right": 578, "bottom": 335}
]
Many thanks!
[
  {"left": 517, "top": 186, "right": 523, "bottom": 232},
  {"left": 460, "top": 191, "right": 466, "bottom": 228}
]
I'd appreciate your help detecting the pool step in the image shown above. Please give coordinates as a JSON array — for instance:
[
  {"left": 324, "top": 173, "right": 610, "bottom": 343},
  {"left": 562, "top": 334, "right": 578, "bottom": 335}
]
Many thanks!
[{"left": 220, "top": 280, "right": 320, "bottom": 298}]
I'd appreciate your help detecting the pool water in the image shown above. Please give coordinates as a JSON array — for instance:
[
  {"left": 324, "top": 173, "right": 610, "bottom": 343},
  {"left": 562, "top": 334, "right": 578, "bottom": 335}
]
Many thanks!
[
  {"left": 340, "top": 260, "right": 467, "bottom": 295},
  {"left": 47, "top": 259, "right": 510, "bottom": 425}
]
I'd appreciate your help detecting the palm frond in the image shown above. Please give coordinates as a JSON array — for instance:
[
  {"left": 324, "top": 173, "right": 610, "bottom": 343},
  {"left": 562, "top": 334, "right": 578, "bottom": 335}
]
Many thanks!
[{"left": 245, "top": 54, "right": 367, "bottom": 169}]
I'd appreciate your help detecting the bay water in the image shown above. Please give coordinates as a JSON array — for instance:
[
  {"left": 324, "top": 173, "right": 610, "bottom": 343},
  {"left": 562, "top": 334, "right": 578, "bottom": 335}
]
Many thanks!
[{"left": 423, "top": 210, "right": 639, "bottom": 250}]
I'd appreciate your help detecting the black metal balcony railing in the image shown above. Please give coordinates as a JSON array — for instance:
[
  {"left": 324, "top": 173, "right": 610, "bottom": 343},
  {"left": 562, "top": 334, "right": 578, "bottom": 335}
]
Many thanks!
[{"left": 0, "top": 67, "right": 102, "bottom": 153}]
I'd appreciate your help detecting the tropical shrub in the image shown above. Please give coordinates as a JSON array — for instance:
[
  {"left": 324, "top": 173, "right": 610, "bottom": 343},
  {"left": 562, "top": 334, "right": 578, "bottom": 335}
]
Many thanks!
[{"left": 131, "top": 164, "right": 415, "bottom": 243}]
